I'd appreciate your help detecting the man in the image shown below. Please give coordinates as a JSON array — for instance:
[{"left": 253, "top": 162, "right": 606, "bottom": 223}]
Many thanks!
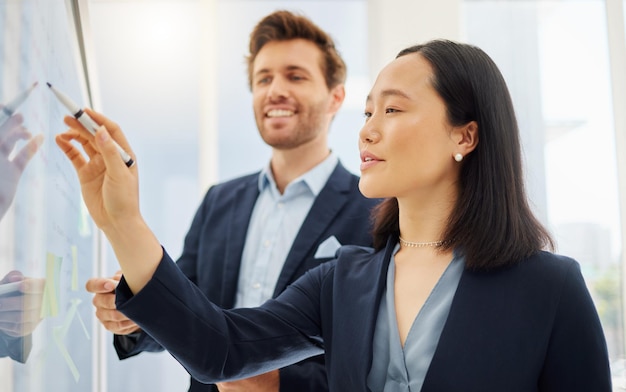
[{"left": 86, "top": 10, "right": 378, "bottom": 392}]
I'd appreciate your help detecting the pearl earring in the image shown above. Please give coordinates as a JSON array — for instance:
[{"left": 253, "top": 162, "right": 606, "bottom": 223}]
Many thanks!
[{"left": 454, "top": 153, "right": 463, "bottom": 162}]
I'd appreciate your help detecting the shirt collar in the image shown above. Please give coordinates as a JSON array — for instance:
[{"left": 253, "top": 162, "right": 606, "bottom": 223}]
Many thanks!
[{"left": 258, "top": 152, "right": 339, "bottom": 197}]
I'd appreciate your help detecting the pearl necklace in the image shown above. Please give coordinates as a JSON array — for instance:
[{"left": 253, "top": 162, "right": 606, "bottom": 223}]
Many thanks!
[{"left": 398, "top": 237, "right": 444, "bottom": 248}]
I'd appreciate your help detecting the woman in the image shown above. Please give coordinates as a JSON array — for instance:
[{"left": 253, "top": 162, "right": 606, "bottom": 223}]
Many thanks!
[{"left": 56, "top": 39, "right": 611, "bottom": 391}]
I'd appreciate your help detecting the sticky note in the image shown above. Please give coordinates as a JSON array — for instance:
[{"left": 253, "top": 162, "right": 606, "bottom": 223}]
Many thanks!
[
  {"left": 40, "top": 252, "right": 62, "bottom": 318},
  {"left": 78, "top": 200, "right": 91, "bottom": 237},
  {"left": 52, "top": 298, "right": 90, "bottom": 383}
]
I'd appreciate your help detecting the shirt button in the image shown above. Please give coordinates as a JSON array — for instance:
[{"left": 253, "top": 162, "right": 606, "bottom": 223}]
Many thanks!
[
  {"left": 264, "top": 240, "right": 271, "bottom": 247},
  {"left": 252, "top": 283, "right": 261, "bottom": 289}
]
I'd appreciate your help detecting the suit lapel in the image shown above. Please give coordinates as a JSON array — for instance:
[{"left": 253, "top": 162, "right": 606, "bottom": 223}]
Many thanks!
[
  {"left": 272, "top": 163, "right": 351, "bottom": 296},
  {"left": 331, "top": 238, "right": 395, "bottom": 390},
  {"left": 221, "top": 175, "right": 260, "bottom": 306}
]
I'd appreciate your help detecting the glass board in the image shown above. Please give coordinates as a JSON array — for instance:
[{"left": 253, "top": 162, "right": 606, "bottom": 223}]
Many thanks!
[{"left": 0, "top": 0, "right": 97, "bottom": 390}]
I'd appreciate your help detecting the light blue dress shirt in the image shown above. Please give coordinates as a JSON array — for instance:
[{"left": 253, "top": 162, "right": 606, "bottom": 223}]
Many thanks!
[
  {"left": 234, "top": 153, "right": 339, "bottom": 308},
  {"left": 367, "top": 244, "right": 464, "bottom": 391}
]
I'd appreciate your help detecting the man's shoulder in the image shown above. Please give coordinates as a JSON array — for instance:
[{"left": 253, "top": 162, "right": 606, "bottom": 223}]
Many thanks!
[
  {"left": 330, "top": 160, "right": 359, "bottom": 181},
  {"left": 211, "top": 172, "right": 260, "bottom": 189},
  {"left": 195, "top": 172, "right": 261, "bottom": 211},
  {"left": 201, "top": 172, "right": 260, "bottom": 197},
  {"left": 321, "top": 163, "right": 381, "bottom": 212},
  {"left": 327, "top": 161, "right": 368, "bottom": 194}
]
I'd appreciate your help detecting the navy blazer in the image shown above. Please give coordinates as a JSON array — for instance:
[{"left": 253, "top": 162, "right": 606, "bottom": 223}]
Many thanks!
[
  {"left": 117, "top": 237, "right": 612, "bottom": 392},
  {"left": 114, "top": 161, "right": 379, "bottom": 391},
  {"left": 0, "top": 332, "right": 31, "bottom": 363}
]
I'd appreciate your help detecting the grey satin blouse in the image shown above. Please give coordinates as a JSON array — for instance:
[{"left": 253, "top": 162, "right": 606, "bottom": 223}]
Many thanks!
[{"left": 367, "top": 245, "right": 464, "bottom": 391}]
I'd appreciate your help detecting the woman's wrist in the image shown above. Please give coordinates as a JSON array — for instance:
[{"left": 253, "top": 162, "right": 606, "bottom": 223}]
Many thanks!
[{"left": 103, "top": 216, "right": 163, "bottom": 294}]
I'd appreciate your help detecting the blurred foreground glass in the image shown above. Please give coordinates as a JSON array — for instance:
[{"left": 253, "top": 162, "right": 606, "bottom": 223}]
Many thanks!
[{"left": 0, "top": 0, "right": 97, "bottom": 390}]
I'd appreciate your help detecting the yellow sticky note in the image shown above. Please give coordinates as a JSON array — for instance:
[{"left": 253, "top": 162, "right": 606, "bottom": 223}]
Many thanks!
[
  {"left": 78, "top": 200, "right": 91, "bottom": 237},
  {"left": 53, "top": 326, "right": 80, "bottom": 382},
  {"left": 40, "top": 252, "right": 62, "bottom": 318},
  {"left": 52, "top": 298, "right": 90, "bottom": 383}
]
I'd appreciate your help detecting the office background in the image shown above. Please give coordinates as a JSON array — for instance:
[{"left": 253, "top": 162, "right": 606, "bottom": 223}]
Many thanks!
[{"left": 1, "top": 0, "right": 625, "bottom": 391}]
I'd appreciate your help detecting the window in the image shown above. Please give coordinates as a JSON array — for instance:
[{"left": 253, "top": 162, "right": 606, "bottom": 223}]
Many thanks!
[{"left": 463, "top": 0, "right": 624, "bottom": 387}]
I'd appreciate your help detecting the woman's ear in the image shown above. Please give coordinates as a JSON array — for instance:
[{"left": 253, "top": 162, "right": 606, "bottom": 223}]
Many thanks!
[{"left": 452, "top": 120, "right": 478, "bottom": 156}]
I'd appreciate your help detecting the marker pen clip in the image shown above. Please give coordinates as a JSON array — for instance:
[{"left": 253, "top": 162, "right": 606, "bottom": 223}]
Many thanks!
[
  {"left": 0, "top": 82, "right": 38, "bottom": 126},
  {"left": 47, "top": 83, "right": 135, "bottom": 167}
]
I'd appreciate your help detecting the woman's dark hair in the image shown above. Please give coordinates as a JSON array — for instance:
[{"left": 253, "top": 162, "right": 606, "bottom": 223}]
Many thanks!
[
  {"left": 246, "top": 10, "right": 346, "bottom": 90},
  {"left": 371, "top": 39, "right": 554, "bottom": 270}
]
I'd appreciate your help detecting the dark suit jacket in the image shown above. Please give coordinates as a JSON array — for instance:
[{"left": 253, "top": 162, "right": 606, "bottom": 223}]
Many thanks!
[
  {"left": 117, "top": 237, "right": 612, "bottom": 392},
  {"left": 114, "top": 161, "right": 379, "bottom": 391},
  {"left": 0, "top": 333, "right": 31, "bottom": 363}
]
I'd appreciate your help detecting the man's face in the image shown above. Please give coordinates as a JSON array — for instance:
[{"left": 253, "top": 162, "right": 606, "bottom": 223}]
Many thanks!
[{"left": 251, "top": 39, "right": 342, "bottom": 150}]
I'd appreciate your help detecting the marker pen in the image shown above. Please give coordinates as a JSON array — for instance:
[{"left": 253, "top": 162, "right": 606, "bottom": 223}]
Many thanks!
[
  {"left": 47, "top": 83, "right": 134, "bottom": 167},
  {"left": 0, "top": 281, "right": 22, "bottom": 296},
  {"left": 0, "top": 82, "right": 38, "bottom": 126}
]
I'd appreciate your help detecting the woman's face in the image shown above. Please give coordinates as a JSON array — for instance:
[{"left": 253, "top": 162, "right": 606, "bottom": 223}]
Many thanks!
[{"left": 358, "top": 53, "right": 462, "bottom": 200}]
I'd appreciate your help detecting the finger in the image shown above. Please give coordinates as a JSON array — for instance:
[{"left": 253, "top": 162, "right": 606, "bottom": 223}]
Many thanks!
[
  {"left": 74, "top": 130, "right": 99, "bottom": 160},
  {"left": 12, "top": 307, "right": 42, "bottom": 324},
  {"left": 57, "top": 127, "right": 99, "bottom": 159},
  {"left": 18, "top": 292, "right": 44, "bottom": 311},
  {"left": 11, "top": 133, "right": 44, "bottom": 172},
  {"left": 112, "top": 270, "right": 123, "bottom": 280},
  {"left": 85, "top": 277, "right": 118, "bottom": 293},
  {"left": 0, "top": 270, "right": 24, "bottom": 284},
  {"left": 55, "top": 131, "right": 90, "bottom": 172},
  {"left": 0, "top": 308, "right": 20, "bottom": 322},
  {"left": 0, "top": 126, "right": 31, "bottom": 157},
  {"left": 22, "top": 277, "right": 45, "bottom": 293},
  {"left": 0, "top": 113, "right": 24, "bottom": 135},
  {"left": 92, "top": 292, "right": 116, "bottom": 310},
  {"left": 94, "top": 125, "right": 131, "bottom": 175},
  {"left": 17, "top": 319, "right": 43, "bottom": 336},
  {"left": 95, "top": 307, "right": 130, "bottom": 323},
  {"left": 102, "top": 319, "right": 140, "bottom": 335},
  {"left": 0, "top": 123, "right": 30, "bottom": 145},
  {"left": 0, "top": 296, "right": 22, "bottom": 311},
  {"left": 63, "top": 112, "right": 97, "bottom": 137},
  {"left": 95, "top": 308, "right": 140, "bottom": 334},
  {"left": 116, "top": 324, "right": 141, "bottom": 335},
  {"left": 85, "top": 109, "right": 135, "bottom": 157},
  {"left": 64, "top": 109, "right": 136, "bottom": 162},
  {"left": 62, "top": 115, "right": 135, "bottom": 171},
  {"left": 0, "top": 291, "right": 42, "bottom": 311}
]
